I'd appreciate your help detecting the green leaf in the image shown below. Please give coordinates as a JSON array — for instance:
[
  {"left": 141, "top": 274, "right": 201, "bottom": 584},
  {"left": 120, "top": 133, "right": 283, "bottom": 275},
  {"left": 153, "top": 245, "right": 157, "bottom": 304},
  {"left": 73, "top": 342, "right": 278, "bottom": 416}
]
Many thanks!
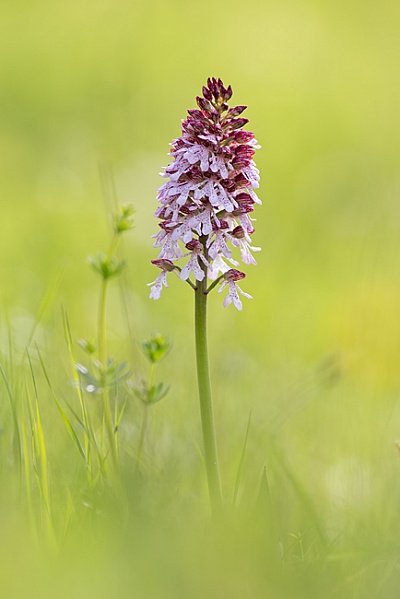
[{"left": 142, "top": 333, "right": 171, "bottom": 363}]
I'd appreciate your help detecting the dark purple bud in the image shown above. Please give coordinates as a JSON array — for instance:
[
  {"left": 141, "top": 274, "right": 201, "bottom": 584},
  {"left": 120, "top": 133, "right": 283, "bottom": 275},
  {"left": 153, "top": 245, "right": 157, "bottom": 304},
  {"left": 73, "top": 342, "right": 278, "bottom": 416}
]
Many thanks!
[
  {"left": 158, "top": 219, "right": 174, "bottom": 231},
  {"left": 196, "top": 96, "right": 214, "bottom": 114},
  {"left": 233, "top": 146, "right": 254, "bottom": 169},
  {"left": 202, "top": 85, "right": 212, "bottom": 101},
  {"left": 232, "top": 192, "right": 256, "bottom": 215},
  {"left": 152, "top": 259, "right": 176, "bottom": 272},
  {"left": 227, "top": 105, "right": 247, "bottom": 118},
  {"left": 221, "top": 178, "right": 237, "bottom": 192},
  {"left": 228, "top": 117, "right": 249, "bottom": 131},
  {"left": 232, "top": 226, "right": 245, "bottom": 239},
  {"left": 223, "top": 269, "right": 246, "bottom": 282},
  {"left": 234, "top": 130, "right": 254, "bottom": 143},
  {"left": 236, "top": 192, "right": 255, "bottom": 205},
  {"left": 232, "top": 156, "right": 251, "bottom": 170},
  {"left": 187, "top": 109, "right": 207, "bottom": 120},
  {"left": 180, "top": 203, "right": 195, "bottom": 215},
  {"left": 220, "top": 134, "right": 236, "bottom": 148},
  {"left": 225, "top": 85, "right": 233, "bottom": 101},
  {"left": 235, "top": 145, "right": 254, "bottom": 157},
  {"left": 185, "top": 240, "right": 202, "bottom": 252},
  {"left": 209, "top": 77, "right": 218, "bottom": 99},
  {"left": 232, "top": 205, "right": 254, "bottom": 217},
  {"left": 188, "top": 167, "right": 203, "bottom": 182},
  {"left": 186, "top": 120, "right": 206, "bottom": 134},
  {"left": 218, "top": 79, "right": 228, "bottom": 98},
  {"left": 234, "top": 173, "right": 250, "bottom": 188}
]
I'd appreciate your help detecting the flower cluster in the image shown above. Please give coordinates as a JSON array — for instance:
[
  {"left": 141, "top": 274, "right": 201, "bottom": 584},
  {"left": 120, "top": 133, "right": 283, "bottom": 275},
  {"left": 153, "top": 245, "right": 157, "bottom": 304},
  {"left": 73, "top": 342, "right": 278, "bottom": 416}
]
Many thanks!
[{"left": 149, "top": 77, "right": 261, "bottom": 310}]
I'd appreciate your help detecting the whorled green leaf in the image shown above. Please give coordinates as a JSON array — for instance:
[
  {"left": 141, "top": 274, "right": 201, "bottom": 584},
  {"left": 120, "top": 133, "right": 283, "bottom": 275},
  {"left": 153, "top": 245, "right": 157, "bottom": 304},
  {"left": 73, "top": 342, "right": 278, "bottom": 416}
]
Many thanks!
[
  {"left": 129, "top": 380, "right": 170, "bottom": 406},
  {"left": 87, "top": 254, "right": 127, "bottom": 280},
  {"left": 142, "top": 333, "right": 171, "bottom": 364}
]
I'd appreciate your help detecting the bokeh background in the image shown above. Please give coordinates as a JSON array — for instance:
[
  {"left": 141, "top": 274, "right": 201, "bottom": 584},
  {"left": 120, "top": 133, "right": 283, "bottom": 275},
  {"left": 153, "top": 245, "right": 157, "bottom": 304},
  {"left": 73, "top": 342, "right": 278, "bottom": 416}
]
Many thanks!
[{"left": 1, "top": 0, "right": 400, "bottom": 597}]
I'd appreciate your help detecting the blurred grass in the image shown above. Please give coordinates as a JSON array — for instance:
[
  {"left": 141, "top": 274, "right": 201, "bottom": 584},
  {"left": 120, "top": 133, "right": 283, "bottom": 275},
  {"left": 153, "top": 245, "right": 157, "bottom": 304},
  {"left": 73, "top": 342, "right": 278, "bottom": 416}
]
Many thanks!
[{"left": 1, "top": 0, "right": 400, "bottom": 597}]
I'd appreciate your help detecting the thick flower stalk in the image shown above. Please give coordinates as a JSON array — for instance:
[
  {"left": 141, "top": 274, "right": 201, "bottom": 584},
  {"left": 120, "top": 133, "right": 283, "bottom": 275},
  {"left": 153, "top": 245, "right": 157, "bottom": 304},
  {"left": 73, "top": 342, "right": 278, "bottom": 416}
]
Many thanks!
[
  {"left": 149, "top": 78, "right": 261, "bottom": 515},
  {"left": 149, "top": 77, "right": 261, "bottom": 308}
]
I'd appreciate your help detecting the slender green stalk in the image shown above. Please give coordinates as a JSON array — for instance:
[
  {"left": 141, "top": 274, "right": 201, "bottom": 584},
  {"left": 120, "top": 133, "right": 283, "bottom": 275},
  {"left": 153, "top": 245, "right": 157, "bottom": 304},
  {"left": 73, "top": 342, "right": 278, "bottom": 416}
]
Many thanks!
[
  {"left": 137, "top": 362, "right": 154, "bottom": 466},
  {"left": 97, "top": 233, "right": 120, "bottom": 368},
  {"left": 97, "top": 234, "right": 121, "bottom": 471},
  {"left": 98, "top": 279, "right": 109, "bottom": 371},
  {"left": 137, "top": 405, "right": 149, "bottom": 467},
  {"left": 194, "top": 271, "right": 223, "bottom": 515}
]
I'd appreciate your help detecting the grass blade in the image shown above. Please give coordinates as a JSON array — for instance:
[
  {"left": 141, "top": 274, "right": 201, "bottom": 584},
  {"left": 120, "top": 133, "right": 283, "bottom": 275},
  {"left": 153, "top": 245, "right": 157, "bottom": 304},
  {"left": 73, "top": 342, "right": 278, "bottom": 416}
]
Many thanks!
[
  {"left": 36, "top": 345, "right": 87, "bottom": 463},
  {"left": 232, "top": 410, "right": 252, "bottom": 507}
]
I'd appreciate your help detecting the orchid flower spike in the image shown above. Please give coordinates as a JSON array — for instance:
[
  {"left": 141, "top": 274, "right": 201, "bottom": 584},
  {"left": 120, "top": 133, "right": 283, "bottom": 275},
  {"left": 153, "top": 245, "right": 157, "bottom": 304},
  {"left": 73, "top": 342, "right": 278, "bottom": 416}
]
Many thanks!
[{"left": 149, "top": 77, "right": 261, "bottom": 309}]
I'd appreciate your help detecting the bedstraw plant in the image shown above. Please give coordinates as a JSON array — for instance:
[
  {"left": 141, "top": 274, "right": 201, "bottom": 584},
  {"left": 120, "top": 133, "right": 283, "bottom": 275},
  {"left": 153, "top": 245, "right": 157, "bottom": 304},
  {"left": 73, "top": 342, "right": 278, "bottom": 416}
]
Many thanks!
[
  {"left": 62, "top": 204, "right": 170, "bottom": 495},
  {"left": 149, "top": 77, "right": 261, "bottom": 513}
]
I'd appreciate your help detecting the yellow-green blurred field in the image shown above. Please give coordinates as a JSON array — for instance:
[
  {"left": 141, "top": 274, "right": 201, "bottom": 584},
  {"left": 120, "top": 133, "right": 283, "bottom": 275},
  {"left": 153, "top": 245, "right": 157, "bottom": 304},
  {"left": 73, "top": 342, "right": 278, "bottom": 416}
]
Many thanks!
[{"left": 1, "top": 0, "right": 400, "bottom": 597}]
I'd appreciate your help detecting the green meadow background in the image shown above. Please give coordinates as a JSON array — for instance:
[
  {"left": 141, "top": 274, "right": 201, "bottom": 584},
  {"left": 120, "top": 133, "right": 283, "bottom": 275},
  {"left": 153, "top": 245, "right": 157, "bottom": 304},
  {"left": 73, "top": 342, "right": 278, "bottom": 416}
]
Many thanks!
[{"left": 1, "top": 0, "right": 400, "bottom": 597}]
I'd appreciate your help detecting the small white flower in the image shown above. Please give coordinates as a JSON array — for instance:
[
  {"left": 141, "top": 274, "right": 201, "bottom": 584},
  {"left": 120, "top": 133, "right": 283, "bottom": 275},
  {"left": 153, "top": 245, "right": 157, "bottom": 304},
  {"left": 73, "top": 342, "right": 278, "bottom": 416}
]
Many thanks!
[
  {"left": 180, "top": 254, "right": 205, "bottom": 281},
  {"left": 148, "top": 271, "right": 169, "bottom": 300},
  {"left": 218, "top": 280, "right": 253, "bottom": 311}
]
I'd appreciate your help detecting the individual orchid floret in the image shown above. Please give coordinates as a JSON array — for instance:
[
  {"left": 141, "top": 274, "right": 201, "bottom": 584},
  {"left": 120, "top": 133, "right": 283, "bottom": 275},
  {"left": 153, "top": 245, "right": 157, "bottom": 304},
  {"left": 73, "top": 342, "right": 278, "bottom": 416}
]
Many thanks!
[
  {"left": 180, "top": 240, "right": 211, "bottom": 281},
  {"left": 218, "top": 269, "right": 252, "bottom": 311},
  {"left": 149, "top": 77, "right": 261, "bottom": 309},
  {"left": 148, "top": 259, "right": 178, "bottom": 300}
]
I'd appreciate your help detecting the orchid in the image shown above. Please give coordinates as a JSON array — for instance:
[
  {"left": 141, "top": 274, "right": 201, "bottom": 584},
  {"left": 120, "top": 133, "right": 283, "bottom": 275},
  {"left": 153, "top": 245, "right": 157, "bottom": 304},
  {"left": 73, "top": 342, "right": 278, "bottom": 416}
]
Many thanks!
[{"left": 149, "top": 78, "right": 261, "bottom": 514}]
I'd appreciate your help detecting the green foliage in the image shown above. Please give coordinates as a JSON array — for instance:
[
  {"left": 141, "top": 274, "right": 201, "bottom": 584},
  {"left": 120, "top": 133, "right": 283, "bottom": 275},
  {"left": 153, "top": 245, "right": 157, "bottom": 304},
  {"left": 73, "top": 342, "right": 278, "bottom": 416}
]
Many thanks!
[
  {"left": 77, "top": 338, "right": 97, "bottom": 355},
  {"left": 87, "top": 254, "right": 127, "bottom": 280},
  {"left": 113, "top": 204, "right": 135, "bottom": 234},
  {"left": 76, "top": 358, "right": 131, "bottom": 394},
  {"left": 142, "top": 333, "right": 171, "bottom": 364},
  {"left": 130, "top": 379, "right": 169, "bottom": 406}
]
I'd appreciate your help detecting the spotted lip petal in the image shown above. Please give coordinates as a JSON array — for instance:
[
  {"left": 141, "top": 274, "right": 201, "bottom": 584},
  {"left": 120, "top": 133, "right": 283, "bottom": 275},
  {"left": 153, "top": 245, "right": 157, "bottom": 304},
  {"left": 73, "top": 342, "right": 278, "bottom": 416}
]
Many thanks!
[{"left": 149, "top": 77, "right": 261, "bottom": 308}]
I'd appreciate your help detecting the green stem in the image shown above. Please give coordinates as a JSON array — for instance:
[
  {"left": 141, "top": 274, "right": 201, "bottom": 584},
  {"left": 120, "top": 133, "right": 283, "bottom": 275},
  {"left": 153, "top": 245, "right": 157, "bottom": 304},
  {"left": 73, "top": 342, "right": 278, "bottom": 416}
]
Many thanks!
[
  {"left": 98, "top": 278, "right": 109, "bottom": 370},
  {"left": 97, "top": 234, "right": 121, "bottom": 471},
  {"left": 194, "top": 274, "right": 223, "bottom": 515},
  {"left": 97, "top": 232, "right": 121, "bottom": 366},
  {"left": 137, "top": 404, "right": 149, "bottom": 466},
  {"left": 137, "top": 362, "right": 154, "bottom": 466},
  {"left": 102, "top": 387, "right": 118, "bottom": 469}
]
